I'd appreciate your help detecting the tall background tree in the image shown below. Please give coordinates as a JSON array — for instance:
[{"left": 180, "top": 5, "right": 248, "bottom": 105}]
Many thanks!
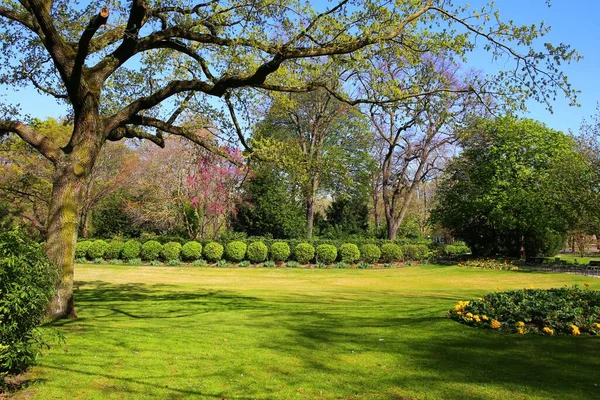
[{"left": 0, "top": 0, "right": 580, "bottom": 318}]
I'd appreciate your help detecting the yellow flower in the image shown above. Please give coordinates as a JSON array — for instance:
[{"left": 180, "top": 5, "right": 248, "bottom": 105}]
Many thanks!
[
  {"left": 473, "top": 315, "right": 481, "bottom": 323},
  {"left": 517, "top": 328, "right": 525, "bottom": 335},
  {"left": 491, "top": 319, "right": 501, "bottom": 329},
  {"left": 481, "top": 315, "right": 489, "bottom": 321},
  {"left": 516, "top": 321, "right": 525, "bottom": 328},
  {"left": 543, "top": 327, "right": 554, "bottom": 335},
  {"left": 592, "top": 323, "right": 600, "bottom": 330},
  {"left": 569, "top": 325, "right": 580, "bottom": 336}
]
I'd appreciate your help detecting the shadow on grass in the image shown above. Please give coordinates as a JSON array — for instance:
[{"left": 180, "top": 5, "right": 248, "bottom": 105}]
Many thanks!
[{"left": 39, "top": 280, "right": 600, "bottom": 399}]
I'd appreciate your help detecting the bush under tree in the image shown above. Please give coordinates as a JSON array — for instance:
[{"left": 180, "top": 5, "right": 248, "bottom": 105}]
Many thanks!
[
  {"left": 246, "top": 242, "right": 268, "bottom": 263},
  {"left": 161, "top": 242, "right": 182, "bottom": 261},
  {"left": 141, "top": 240, "right": 163, "bottom": 261},
  {"left": 225, "top": 241, "right": 247, "bottom": 262},
  {"left": 270, "top": 242, "right": 291, "bottom": 262},
  {"left": 203, "top": 242, "right": 224, "bottom": 262},
  {"left": 294, "top": 243, "right": 315, "bottom": 264},
  {"left": 181, "top": 241, "right": 203, "bottom": 261}
]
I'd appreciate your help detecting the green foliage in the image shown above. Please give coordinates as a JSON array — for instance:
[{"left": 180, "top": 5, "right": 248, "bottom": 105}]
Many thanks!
[
  {"left": 166, "top": 259, "right": 181, "bottom": 266},
  {"left": 232, "top": 169, "right": 306, "bottom": 239},
  {"left": 286, "top": 261, "right": 300, "bottom": 268},
  {"left": 216, "top": 259, "right": 229, "bottom": 267},
  {"left": 93, "top": 258, "right": 104, "bottom": 264},
  {"left": 383, "top": 263, "right": 394, "bottom": 268},
  {"left": 450, "top": 287, "right": 600, "bottom": 336},
  {"left": 149, "top": 260, "right": 163, "bottom": 266},
  {"left": 225, "top": 241, "right": 247, "bottom": 262},
  {"left": 161, "top": 242, "right": 182, "bottom": 261},
  {"left": 316, "top": 244, "right": 338, "bottom": 264},
  {"left": 141, "top": 240, "right": 163, "bottom": 261},
  {"left": 87, "top": 240, "right": 109, "bottom": 259},
  {"left": 105, "top": 240, "right": 124, "bottom": 260},
  {"left": 91, "top": 194, "right": 141, "bottom": 238},
  {"left": 294, "top": 243, "right": 315, "bottom": 264},
  {"left": 433, "top": 117, "right": 585, "bottom": 257},
  {"left": 75, "top": 241, "right": 93, "bottom": 259},
  {"left": 320, "top": 196, "right": 369, "bottom": 238},
  {"left": 121, "top": 240, "right": 141, "bottom": 260},
  {"left": 263, "top": 261, "right": 276, "bottom": 268},
  {"left": 108, "top": 259, "right": 123, "bottom": 265},
  {"left": 75, "top": 257, "right": 87, "bottom": 264},
  {"left": 458, "top": 259, "right": 519, "bottom": 271},
  {"left": 191, "top": 259, "right": 207, "bottom": 267},
  {"left": 181, "top": 241, "right": 203, "bottom": 261},
  {"left": 357, "top": 262, "right": 371, "bottom": 269},
  {"left": 335, "top": 262, "right": 349, "bottom": 269},
  {"left": 0, "top": 230, "right": 58, "bottom": 377},
  {"left": 359, "top": 244, "right": 381, "bottom": 263},
  {"left": 339, "top": 243, "right": 360, "bottom": 263},
  {"left": 246, "top": 242, "right": 268, "bottom": 263},
  {"left": 443, "top": 244, "right": 471, "bottom": 257},
  {"left": 128, "top": 258, "right": 142, "bottom": 266},
  {"left": 238, "top": 261, "right": 250, "bottom": 267},
  {"left": 381, "top": 243, "right": 403, "bottom": 262},
  {"left": 270, "top": 242, "right": 291, "bottom": 262},
  {"left": 401, "top": 244, "right": 430, "bottom": 261},
  {"left": 203, "top": 242, "right": 224, "bottom": 262}
]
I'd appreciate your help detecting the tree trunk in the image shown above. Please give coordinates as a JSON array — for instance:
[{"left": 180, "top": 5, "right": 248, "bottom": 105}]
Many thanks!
[
  {"left": 45, "top": 164, "right": 87, "bottom": 319},
  {"left": 80, "top": 209, "right": 89, "bottom": 238},
  {"left": 306, "top": 197, "right": 315, "bottom": 240}
]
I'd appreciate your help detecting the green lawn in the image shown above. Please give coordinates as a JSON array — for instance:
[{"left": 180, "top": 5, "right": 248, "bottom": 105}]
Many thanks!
[
  {"left": 14, "top": 264, "right": 600, "bottom": 400},
  {"left": 554, "top": 253, "right": 600, "bottom": 265}
]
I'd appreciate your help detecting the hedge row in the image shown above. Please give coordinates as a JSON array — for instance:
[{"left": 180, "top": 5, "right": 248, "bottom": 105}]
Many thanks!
[{"left": 75, "top": 239, "right": 465, "bottom": 264}]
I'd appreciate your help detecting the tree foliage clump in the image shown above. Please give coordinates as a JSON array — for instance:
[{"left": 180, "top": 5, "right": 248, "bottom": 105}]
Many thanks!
[
  {"left": 203, "top": 242, "right": 224, "bottom": 263},
  {"left": 181, "top": 241, "right": 203, "bottom": 261},
  {"left": 0, "top": 230, "right": 58, "bottom": 378},
  {"left": 339, "top": 243, "right": 361, "bottom": 263},
  {"left": 225, "top": 241, "right": 247, "bottom": 262},
  {"left": 141, "top": 240, "right": 163, "bottom": 261},
  {"left": 316, "top": 244, "right": 338, "bottom": 264},
  {"left": 270, "top": 242, "right": 291, "bottom": 262},
  {"left": 294, "top": 243, "right": 315, "bottom": 264},
  {"left": 246, "top": 242, "right": 268, "bottom": 263},
  {"left": 161, "top": 242, "right": 182, "bottom": 261},
  {"left": 360, "top": 244, "right": 381, "bottom": 263},
  {"left": 433, "top": 117, "right": 586, "bottom": 257}
]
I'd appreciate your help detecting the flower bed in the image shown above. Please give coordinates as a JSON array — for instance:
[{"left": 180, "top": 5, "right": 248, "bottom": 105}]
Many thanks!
[
  {"left": 449, "top": 286, "right": 600, "bottom": 336},
  {"left": 457, "top": 259, "right": 519, "bottom": 271}
]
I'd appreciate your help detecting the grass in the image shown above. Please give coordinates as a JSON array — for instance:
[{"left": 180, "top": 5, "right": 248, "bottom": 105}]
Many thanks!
[
  {"left": 13, "top": 264, "right": 600, "bottom": 400},
  {"left": 554, "top": 253, "right": 600, "bottom": 265}
]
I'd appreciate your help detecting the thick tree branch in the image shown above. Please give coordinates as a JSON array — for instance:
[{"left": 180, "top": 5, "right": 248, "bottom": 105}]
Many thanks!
[
  {"left": 75, "top": 8, "right": 109, "bottom": 70},
  {"left": 224, "top": 92, "right": 251, "bottom": 152},
  {"left": 107, "top": 126, "right": 165, "bottom": 148},
  {"left": 0, "top": 120, "right": 60, "bottom": 163},
  {"left": 0, "top": 5, "right": 36, "bottom": 30}
]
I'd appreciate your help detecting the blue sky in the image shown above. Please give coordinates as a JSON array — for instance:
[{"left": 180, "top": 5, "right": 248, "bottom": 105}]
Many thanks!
[{"left": 2, "top": 0, "right": 598, "bottom": 133}]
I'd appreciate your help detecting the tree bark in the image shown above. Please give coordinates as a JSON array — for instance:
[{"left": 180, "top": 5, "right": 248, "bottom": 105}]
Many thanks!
[
  {"left": 306, "top": 197, "right": 315, "bottom": 240},
  {"left": 45, "top": 164, "right": 86, "bottom": 319}
]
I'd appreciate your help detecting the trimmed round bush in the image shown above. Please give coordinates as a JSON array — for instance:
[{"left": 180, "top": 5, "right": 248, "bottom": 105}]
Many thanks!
[
  {"left": 0, "top": 230, "right": 58, "bottom": 376},
  {"left": 339, "top": 243, "right": 360, "bottom": 263},
  {"left": 401, "top": 244, "right": 430, "bottom": 261},
  {"left": 360, "top": 244, "right": 381, "bottom": 263},
  {"left": 75, "top": 241, "right": 92, "bottom": 259},
  {"left": 181, "top": 241, "right": 203, "bottom": 261},
  {"left": 270, "top": 242, "right": 291, "bottom": 262},
  {"left": 225, "top": 241, "right": 247, "bottom": 262},
  {"left": 294, "top": 243, "right": 315, "bottom": 264},
  {"left": 443, "top": 244, "right": 471, "bottom": 257},
  {"left": 121, "top": 239, "right": 141, "bottom": 260},
  {"left": 87, "top": 240, "right": 109, "bottom": 259},
  {"left": 316, "top": 244, "right": 338, "bottom": 264},
  {"left": 247, "top": 242, "right": 268, "bottom": 263},
  {"left": 203, "top": 242, "right": 224, "bottom": 262},
  {"left": 381, "top": 243, "right": 403, "bottom": 262},
  {"left": 161, "top": 242, "right": 182, "bottom": 261},
  {"left": 141, "top": 240, "right": 163, "bottom": 261},
  {"left": 105, "top": 240, "right": 124, "bottom": 260}
]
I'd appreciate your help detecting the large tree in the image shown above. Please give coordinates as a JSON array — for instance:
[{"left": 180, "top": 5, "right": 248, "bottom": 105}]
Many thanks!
[
  {"left": 432, "top": 117, "right": 587, "bottom": 257},
  {"left": 0, "top": 0, "right": 579, "bottom": 318}
]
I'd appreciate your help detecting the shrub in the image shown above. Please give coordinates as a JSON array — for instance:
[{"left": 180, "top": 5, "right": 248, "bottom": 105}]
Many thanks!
[
  {"left": 181, "top": 241, "right": 203, "bottom": 261},
  {"left": 87, "top": 240, "right": 109, "bottom": 259},
  {"left": 93, "top": 257, "right": 104, "bottom": 264},
  {"left": 75, "top": 240, "right": 92, "bottom": 258},
  {"left": 225, "top": 241, "right": 247, "bottom": 262},
  {"left": 357, "top": 262, "right": 371, "bottom": 269},
  {"left": 286, "top": 261, "right": 300, "bottom": 268},
  {"left": 458, "top": 259, "right": 519, "bottom": 271},
  {"left": 401, "top": 244, "right": 430, "bottom": 261},
  {"left": 166, "top": 259, "right": 181, "bottom": 266},
  {"left": 238, "top": 260, "right": 250, "bottom": 267},
  {"left": 0, "top": 230, "right": 58, "bottom": 377},
  {"left": 247, "top": 242, "right": 268, "bottom": 263},
  {"left": 216, "top": 259, "right": 229, "bottom": 267},
  {"left": 294, "top": 243, "right": 315, "bottom": 264},
  {"left": 161, "top": 242, "right": 182, "bottom": 261},
  {"left": 360, "top": 244, "right": 381, "bottom": 263},
  {"left": 128, "top": 258, "right": 142, "bottom": 266},
  {"left": 339, "top": 243, "right": 360, "bottom": 263},
  {"left": 270, "top": 242, "right": 291, "bottom": 262},
  {"left": 381, "top": 243, "right": 403, "bottom": 262},
  {"left": 141, "top": 240, "right": 163, "bottom": 261},
  {"left": 75, "top": 257, "right": 88, "bottom": 264},
  {"left": 105, "top": 240, "right": 124, "bottom": 260},
  {"left": 263, "top": 261, "right": 276, "bottom": 268},
  {"left": 450, "top": 286, "right": 600, "bottom": 336},
  {"left": 316, "top": 262, "right": 327, "bottom": 269},
  {"left": 121, "top": 239, "right": 141, "bottom": 260},
  {"left": 443, "top": 244, "right": 471, "bottom": 257},
  {"left": 335, "top": 262, "right": 349, "bottom": 269},
  {"left": 316, "top": 244, "right": 338, "bottom": 264},
  {"left": 191, "top": 259, "right": 207, "bottom": 267},
  {"left": 108, "top": 259, "right": 123, "bottom": 265},
  {"left": 203, "top": 242, "right": 224, "bottom": 262},
  {"left": 149, "top": 260, "right": 163, "bottom": 266}
]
